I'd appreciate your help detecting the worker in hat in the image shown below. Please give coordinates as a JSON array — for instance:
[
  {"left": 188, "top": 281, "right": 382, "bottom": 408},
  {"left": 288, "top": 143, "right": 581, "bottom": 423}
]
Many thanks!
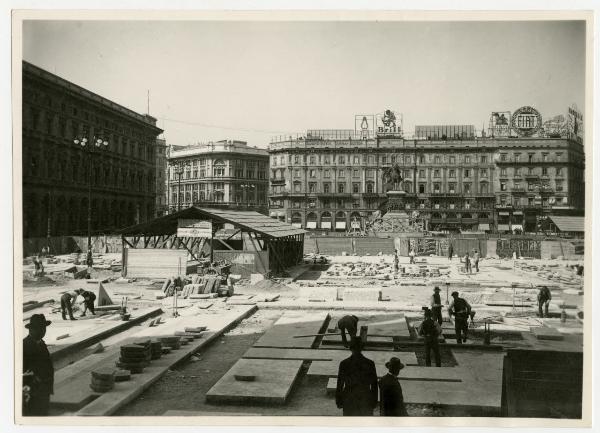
[
  {"left": 335, "top": 337, "right": 378, "bottom": 416},
  {"left": 23, "top": 314, "right": 54, "bottom": 416},
  {"left": 60, "top": 289, "right": 83, "bottom": 321},
  {"left": 379, "top": 356, "right": 408, "bottom": 416},
  {"left": 430, "top": 286, "right": 443, "bottom": 325},
  {"left": 418, "top": 309, "right": 441, "bottom": 367},
  {"left": 337, "top": 315, "right": 359, "bottom": 348},
  {"left": 537, "top": 286, "right": 552, "bottom": 318},
  {"left": 448, "top": 291, "right": 472, "bottom": 344}
]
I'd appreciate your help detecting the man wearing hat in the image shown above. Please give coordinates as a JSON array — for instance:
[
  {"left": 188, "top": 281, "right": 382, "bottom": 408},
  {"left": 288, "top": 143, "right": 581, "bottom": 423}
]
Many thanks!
[
  {"left": 80, "top": 289, "right": 97, "bottom": 317},
  {"left": 379, "top": 356, "right": 408, "bottom": 416},
  {"left": 418, "top": 309, "right": 441, "bottom": 367},
  {"left": 60, "top": 289, "right": 83, "bottom": 320},
  {"left": 448, "top": 291, "right": 472, "bottom": 344},
  {"left": 23, "top": 314, "right": 54, "bottom": 416},
  {"left": 430, "top": 286, "right": 443, "bottom": 325},
  {"left": 337, "top": 314, "right": 359, "bottom": 348},
  {"left": 335, "top": 337, "right": 378, "bottom": 416}
]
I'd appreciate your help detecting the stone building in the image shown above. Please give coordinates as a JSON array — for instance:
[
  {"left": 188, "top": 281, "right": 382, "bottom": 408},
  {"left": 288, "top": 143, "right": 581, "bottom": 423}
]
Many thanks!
[
  {"left": 167, "top": 140, "right": 269, "bottom": 213},
  {"left": 268, "top": 119, "right": 584, "bottom": 233},
  {"left": 155, "top": 137, "right": 168, "bottom": 217},
  {"left": 22, "top": 60, "right": 163, "bottom": 238}
]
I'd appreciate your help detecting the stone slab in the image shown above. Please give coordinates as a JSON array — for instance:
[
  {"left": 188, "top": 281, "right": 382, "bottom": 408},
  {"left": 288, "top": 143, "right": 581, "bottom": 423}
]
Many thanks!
[
  {"left": 299, "top": 286, "right": 337, "bottom": 301},
  {"left": 340, "top": 288, "right": 381, "bottom": 302},
  {"left": 531, "top": 326, "right": 565, "bottom": 340},
  {"left": 50, "top": 305, "right": 255, "bottom": 414},
  {"left": 163, "top": 410, "right": 262, "bottom": 416},
  {"left": 242, "top": 347, "right": 418, "bottom": 366},
  {"left": 323, "top": 313, "right": 411, "bottom": 345},
  {"left": 308, "top": 361, "right": 464, "bottom": 380},
  {"left": 205, "top": 358, "right": 303, "bottom": 405},
  {"left": 253, "top": 311, "right": 329, "bottom": 349}
]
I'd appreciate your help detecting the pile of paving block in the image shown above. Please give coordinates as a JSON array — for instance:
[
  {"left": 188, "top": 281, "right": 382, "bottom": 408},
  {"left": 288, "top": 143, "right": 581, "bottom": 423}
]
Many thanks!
[
  {"left": 181, "top": 275, "right": 223, "bottom": 298},
  {"left": 515, "top": 262, "right": 583, "bottom": 289},
  {"left": 89, "top": 368, "right": 132, "bottom": 393}
]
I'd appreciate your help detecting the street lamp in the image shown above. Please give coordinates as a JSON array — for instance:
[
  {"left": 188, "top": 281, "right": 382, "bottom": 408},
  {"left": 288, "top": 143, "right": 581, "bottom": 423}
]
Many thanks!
[
  {"left": 240, "top": 183, "right": 256, "bottom": 208},
  {"left": 174, "top": 161, "right": 189, "bottom": 211},
  {"left": 73, "top": 133, "right": 109, "bottom": 268}
]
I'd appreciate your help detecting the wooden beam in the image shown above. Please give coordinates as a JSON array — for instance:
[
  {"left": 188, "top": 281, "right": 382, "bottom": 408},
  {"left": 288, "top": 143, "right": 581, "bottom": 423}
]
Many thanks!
[
  {"left": 216, "top": 239, "right": 235, "bottom": 250},
  {"left": 249, "top": 233, "right": 268, "bottom": 275}
]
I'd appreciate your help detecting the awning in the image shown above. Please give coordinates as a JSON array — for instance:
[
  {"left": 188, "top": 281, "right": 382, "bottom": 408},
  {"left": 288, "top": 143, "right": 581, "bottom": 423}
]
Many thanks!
[
  {"left": 512, "top": 224, "right": 523, "bottom": 231},
  {"left": 498, "top": 224, "right": 510, "bottom": 231},
  {"left": 513, "top": 211, "right": 523, "bottom": 216},
  {"left": 277, "top": 211, "right": 285, "bottom": 217},
  {"left": 306, "top": 221, "right": 317, "bottom": 229},
  {"left": 335, "top": 221, "right": 346, "bottom": 230},
  {"left": 549, "top": 216, "right": 584, "bottom": 232},
  {"left": 291, "top": 223, "right": 302, "bottom": 229},
  {"left": 321, "top": 222, "right": 332, "bottom": 229},
  {"left": 269, "top": 212, "right": 277, "bottom": 217},
  {"left": 499, "top": 211, "right": 510, "bottom": 216},
  {"left": 478, "top": 223, "right": 490, "bottom": 231}
]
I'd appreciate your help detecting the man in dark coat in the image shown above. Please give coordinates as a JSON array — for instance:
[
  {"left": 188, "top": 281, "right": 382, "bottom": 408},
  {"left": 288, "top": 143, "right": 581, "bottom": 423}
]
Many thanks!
[
  {"left": 430, "top": 286, "right": 443, "bottom": 325},
  {"left": 419, "top": 308, "right": 441, "bottom": 367},
  {"left": 335, "top": 337, "right": 378, "bottom": 416},
  {"left": 23, "top": 314, "right": 54, "bottom": 416},
  {"left": 448, "top": 291, "right": 472, "bottom": 344},
  {"left": 379, "top": 357, "right": 408, "bottom": 416},
  {"left": 80, "top": 289, "right": 97, "bottom": 317},
  {"left": 448, "top": 243, "right": 454, "bottom": 261},
  {"left": 537, "top": 286, "right": 552, "bottom": 318},
  {"left": 337, "top": 314, "right": 359, "bottom": 348}
]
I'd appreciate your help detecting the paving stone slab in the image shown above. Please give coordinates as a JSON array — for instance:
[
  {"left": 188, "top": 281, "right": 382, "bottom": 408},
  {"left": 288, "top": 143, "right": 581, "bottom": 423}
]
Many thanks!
[
  {"left": 162, "top": 410, "right": 262, "bottom": 416},
  {"left": 205, "top": 358, "right": 303, "bottom": 405},
  {"left": 253, "top": 311, "right": 330, "bottom": 349},
  {"left": 242, "top": 347, "right": 418, "bottom": 366},
  {"left": 308, "top": 361, "right": 462, "bottom": 380},
  {"left": 531, "top": 326, "right": 565, "bottom": 340}
]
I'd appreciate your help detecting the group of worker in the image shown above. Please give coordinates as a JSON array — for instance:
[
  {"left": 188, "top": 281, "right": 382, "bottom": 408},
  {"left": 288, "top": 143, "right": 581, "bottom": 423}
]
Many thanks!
[{"left": 60, "top": 288, "right": 96, "bottom": 320}]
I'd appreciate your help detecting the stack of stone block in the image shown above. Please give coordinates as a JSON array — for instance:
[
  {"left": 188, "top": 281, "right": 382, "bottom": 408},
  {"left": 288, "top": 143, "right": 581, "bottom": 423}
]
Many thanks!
[
  {"left": 150, "top": 340, "right": 163, "bottom": 360},
  {"left": 90, "top": 368, "right": 116, "bottom": 392},
  {"left": 159, "top": 335, "right": 182, "bottom": 350},
  {"left": 116, "top": 342, "right": 151, "bottom": 374}
]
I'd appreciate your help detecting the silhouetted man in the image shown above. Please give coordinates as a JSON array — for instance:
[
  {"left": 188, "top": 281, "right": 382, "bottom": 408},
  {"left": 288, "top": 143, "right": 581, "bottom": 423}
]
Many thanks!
[
  {"left": 335, "top": 337, "right": 378, "bottom": 416},
  {"left": 448, "top": 291, "right": 472, "bottom": 344},
  {"left": 337, "top": 315, "right": 359, "bottom": 348},
  {"left": 23, "top": 314, "right": 54, "bottom": 416},
  {"left": 379, "top": 357, "right": 408, "bottom": 416},
  {"left": 419, "top": 308, "right": 441, "bottom": 367},
  {"left": 430, "top": 286, "right": 443, "bottom": 325}
]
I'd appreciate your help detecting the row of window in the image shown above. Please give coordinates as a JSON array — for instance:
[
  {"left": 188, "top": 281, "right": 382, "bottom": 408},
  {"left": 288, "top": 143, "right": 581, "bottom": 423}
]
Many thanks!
[
  {"left": 171, "top": 191, "right": 267, "bottom": 205},
  {"left": 281, "top": 197, "right": 495, "bottom": 211},
  {"left": 280, "top": 181, "right": 492, "bottom": 195},
  {"left": 498, "top": 152, "right": 564, "bottom": 163},
  {"left": 499, "top": 180, "right": 564, "bottom": 192},
  {"left": 170, "top": 159, "right": 267, "bottom": 181},
  {"left": 271, "top": 153, "right": 491, "bottom": 166},
  {"left": 498, "top": 196, "right": 569, "bottom": 206}
]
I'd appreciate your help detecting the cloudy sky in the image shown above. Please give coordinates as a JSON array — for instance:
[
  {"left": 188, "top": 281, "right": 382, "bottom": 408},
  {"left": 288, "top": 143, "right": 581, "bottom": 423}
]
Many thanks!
[{"left": 23, "top": 19, "right": 585, "bottom": 147}]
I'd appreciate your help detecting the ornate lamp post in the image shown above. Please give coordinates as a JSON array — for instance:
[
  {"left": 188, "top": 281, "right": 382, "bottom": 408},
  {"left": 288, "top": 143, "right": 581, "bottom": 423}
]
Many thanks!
[
  {"left": 240, "top": 183, "right": 256, "bottom": 208},
  {"left": 73, "top": 133, "right": 109, "bottom": 268},
  {"left": 174, "top": 161, "right": 189, "bottom": 211}
]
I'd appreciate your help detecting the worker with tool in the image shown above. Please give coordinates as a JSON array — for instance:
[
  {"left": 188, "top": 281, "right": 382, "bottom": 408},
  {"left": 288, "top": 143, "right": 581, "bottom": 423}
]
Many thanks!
[
  {"left": 379, "top": 356, "right": 408, "bottom": 416},
  {"left": 448, "top": 291, "right": 472, "bottom": 344},
  {"left": 335, "top": 337, "right": 378, "bottom": 416},
  {"left": 418, "top": 308, "right": 441, "bottom": 367},
  {"left": 23, "top": 314, "right": 54, "bottom": 416},
  {"left": 430, "top": 286, "right": 443, "bottom": 325},
  {"left": 60, "top": 288, "right": 84, "bottom": 321},
  {"left": 537, "top": 285, "right": 552, "bottom": 318},
  {"left": 337, "top": 314, "right": 359, "bottom": 348},
  {"left": 79, "top": 289, "right": 97, "bottom": 317}
]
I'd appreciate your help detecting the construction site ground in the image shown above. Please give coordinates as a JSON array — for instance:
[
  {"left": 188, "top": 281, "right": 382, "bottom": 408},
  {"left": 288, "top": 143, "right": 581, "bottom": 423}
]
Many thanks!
[{"left": 20, "top": 252, "right": 584, "bottom": 417}]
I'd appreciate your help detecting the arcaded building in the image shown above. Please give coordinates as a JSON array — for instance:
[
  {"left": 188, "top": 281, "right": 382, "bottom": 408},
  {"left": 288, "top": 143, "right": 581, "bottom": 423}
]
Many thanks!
[
  {"left": 22, "top": 61, "right": 164, "bottom": 238},
  {"left": 268, "top": 107, "right": 584, "bottom": 233},
  {"left": 167, "top": 140, "right": 269, "bottom": 213}
]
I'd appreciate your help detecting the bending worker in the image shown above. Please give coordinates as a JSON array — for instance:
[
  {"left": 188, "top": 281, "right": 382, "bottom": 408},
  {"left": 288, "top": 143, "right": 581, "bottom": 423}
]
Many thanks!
[
  {"left": 337, "top": 315, "right": 359, "bottom": 348},
  {"left": 60, "top": 288, "right": 83, "bottom": 321},
  {"left": 80, "top": 289, "right": 97, "bottom": 317},
  {"left": 448, "top": 291, "right": 472, "bottom": 344},
  {"left": 537, "top": 285, "right": 552, "bottom": 318}
]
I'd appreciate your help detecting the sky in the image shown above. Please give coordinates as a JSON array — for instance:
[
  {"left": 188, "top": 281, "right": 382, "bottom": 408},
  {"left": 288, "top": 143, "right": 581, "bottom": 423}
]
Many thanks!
[{"left": 22, "top": 20, "right": 586, "bottom": 148}]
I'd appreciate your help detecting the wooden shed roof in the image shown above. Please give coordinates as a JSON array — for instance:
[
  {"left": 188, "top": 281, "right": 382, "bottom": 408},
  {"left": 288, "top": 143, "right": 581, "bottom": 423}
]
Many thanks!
[{"left": 118, "top": 206, "right": 306, "bottom": 238}]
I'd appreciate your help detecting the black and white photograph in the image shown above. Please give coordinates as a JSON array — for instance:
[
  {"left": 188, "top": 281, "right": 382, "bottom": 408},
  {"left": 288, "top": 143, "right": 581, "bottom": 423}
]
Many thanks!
[{"left": 10, "top": 9, "right": 594, "bottom": 428}]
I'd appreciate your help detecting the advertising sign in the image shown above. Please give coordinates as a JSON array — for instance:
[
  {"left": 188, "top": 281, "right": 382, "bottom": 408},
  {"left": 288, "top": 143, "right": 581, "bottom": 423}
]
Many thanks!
[
  {"left": 567, "top": 105, "right": 583, "bottom": 142},
  {"left": 489, "top": 111, "right": 511, "bottom": 137},
  {"left": 511, "top": 106, "right": 542, "bottom": 137},
  {"left": 177, "top": 220, "right": 212, "bottom": 238},
  {"left": 376, "top": 109, "right": 403, "bottom": 136},
  {"left": 354, "top": 115, "right": 375, "bottom": 138}
]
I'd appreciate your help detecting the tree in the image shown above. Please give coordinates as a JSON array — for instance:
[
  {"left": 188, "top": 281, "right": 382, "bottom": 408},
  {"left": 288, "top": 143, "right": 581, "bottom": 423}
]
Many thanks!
[{"left": 382, "top": 163, "right": 404, "bottom": 191}]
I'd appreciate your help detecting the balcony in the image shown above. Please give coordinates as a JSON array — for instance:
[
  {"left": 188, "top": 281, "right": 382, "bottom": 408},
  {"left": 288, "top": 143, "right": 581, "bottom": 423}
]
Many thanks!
[
  {"left": 268, "top": 191, "right": 289, "bottom": 198},
  {"left": 270, "top": 177, "right": 286, "bottom": 184},
  {"left": 511, "top": 187, "right": 526, "bottom": 194},
  {"left": 539, "top": 186, "right": 554, "bottom": 194},
  {"left": 495, "top": 157, "right": 564, "bottom": 165},
  {"left": 524, "top": 174, "right": 540, "bottom": 181}
]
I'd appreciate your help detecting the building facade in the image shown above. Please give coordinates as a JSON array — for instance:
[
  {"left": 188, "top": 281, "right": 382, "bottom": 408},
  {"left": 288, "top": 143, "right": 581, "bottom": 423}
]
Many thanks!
[
  {"left": 167, "top": 140, "right": 269, "bottom": 213},
  {"left": 268, "top": 119, "right": 584, "bottom": 233},
  {"left": 22, "top": 61, "right": 163, "bottom": 238}
]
